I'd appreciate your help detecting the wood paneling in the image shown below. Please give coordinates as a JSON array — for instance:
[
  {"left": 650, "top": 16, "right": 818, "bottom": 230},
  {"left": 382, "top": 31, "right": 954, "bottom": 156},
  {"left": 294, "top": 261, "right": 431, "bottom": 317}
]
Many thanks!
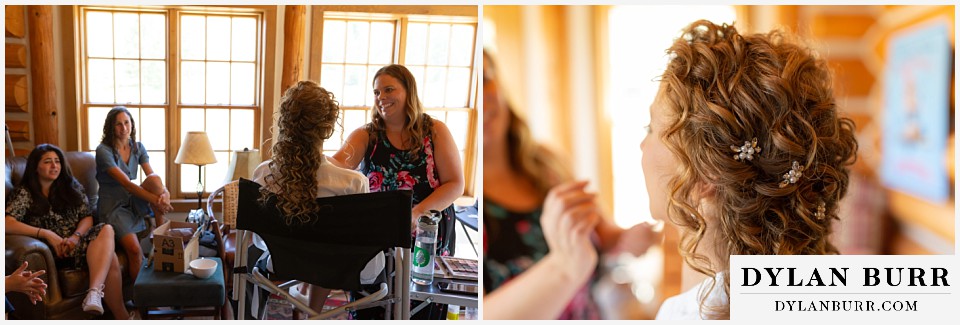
[
  {"left": 810, "top": 14, "right": 875, "bottom": 38},
  {"left": 27, "top": 5, "right": 58, "bottom": 146},
  {"left": 5, "top": 5, "right": 25, "bottom": 38},
  {"left": 887, "top": 189, "right": 955, "bottom": 242},
  {"left": 828, "top": 58, "right": 874, "bottom": 97},
  {"left": 5, "top": 74, "right": 28, "bottom": 112},
  {"left": 6, "top": 43, "right": 27, "bottom": 68},
  {"left": 6, "top": 120, "right": 30, "bottom": 141},
  {"left": 280, "top": 5, "right": 306, "bottom": 95}
]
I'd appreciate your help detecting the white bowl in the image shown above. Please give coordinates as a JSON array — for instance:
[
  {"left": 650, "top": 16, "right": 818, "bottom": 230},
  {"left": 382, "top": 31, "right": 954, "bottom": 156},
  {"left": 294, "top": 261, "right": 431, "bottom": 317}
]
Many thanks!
[{"left": 189, "top": 258, "right": 217, "bottom": 279}]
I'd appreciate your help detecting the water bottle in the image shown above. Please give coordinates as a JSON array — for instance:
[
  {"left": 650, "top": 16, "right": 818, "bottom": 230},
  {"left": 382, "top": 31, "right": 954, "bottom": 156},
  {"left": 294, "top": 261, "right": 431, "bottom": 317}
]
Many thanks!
[{"left": 412, "top": 210, "right": 440, "bottom": 285}]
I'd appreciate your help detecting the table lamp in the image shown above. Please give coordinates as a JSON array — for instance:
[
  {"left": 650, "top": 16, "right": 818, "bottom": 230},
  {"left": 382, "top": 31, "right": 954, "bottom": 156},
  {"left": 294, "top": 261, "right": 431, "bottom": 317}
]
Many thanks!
[
  {"left": 175, "top": 131, "right": 217, "bottom": 210},
  {"left": 224, "top": 148, "right": 261, "bottom": 184}
]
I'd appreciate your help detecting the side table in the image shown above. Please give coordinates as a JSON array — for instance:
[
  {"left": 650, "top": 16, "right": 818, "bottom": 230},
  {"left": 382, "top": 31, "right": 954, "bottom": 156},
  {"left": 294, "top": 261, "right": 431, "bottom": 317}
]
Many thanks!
[{"left": 133, "top": 257, "right": 226, "bottom": 319}]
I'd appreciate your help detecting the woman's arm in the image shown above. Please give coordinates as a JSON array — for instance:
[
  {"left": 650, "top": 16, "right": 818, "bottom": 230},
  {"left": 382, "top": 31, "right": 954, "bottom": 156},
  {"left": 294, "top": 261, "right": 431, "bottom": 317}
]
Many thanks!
[
  {"left": 331, "top": 127, "right": 369, "bottom": 170},
  {"left": 595, "top": 218, "right": 658, "bottom": 256},
  {"left": 61, "top": 216, "right": 94, "bottom": 255},
  {"left": 105, "top": 167, "right": 162, "bottom": 204},
  {"left": 484, "top": 181, "right": 600, "bottom": 319},
  {"left": 5, "top": 216, "right": 67, "bottom": 258},
  {"left": 411, "top": 121, "right": 464, "bottom": 218}
]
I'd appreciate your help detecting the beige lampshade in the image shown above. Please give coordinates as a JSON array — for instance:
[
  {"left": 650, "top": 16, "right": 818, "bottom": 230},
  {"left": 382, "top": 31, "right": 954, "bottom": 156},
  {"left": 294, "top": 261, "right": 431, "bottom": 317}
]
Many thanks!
[
  {"left": 175, "top": 131, "right": 217, "bottom": 165},
  {"left": 224, "top": 148, "right": 261, "bottom": 183}
]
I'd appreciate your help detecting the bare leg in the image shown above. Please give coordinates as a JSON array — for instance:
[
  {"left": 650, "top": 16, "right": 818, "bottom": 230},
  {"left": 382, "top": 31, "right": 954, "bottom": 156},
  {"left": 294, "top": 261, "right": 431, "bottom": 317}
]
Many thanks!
[
  {"left": 86, "top": 225, "right": 115, "bottom": 290},
  {"left": 104, "top": 254, "right": 126, "bottom": 319},
  {"left": 308, "top": 285, "right": 332, "bottom": 314},
  {"left": 142, "top": 175, "right": 169, "bottom": 226},
  {"left": 119, "top": 233, "right": 143, "bottom": 282}
]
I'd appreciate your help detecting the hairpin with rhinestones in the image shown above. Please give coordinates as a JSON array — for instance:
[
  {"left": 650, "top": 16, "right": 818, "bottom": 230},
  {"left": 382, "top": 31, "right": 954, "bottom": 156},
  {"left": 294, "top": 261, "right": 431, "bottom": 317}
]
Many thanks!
[
  {"left": 779, "top": 161, "right": 804, "bottom": 188},
  {"left": 813, "top": 201, "right": 826, "bottom": 220},
  {"left": 731, "top": 138, "right": 761, "bottom": 161}
]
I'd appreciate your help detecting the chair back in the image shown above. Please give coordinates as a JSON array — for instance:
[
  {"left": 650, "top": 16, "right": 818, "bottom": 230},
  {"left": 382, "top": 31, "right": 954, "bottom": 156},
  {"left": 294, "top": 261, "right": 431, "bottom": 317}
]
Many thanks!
[{"left": 234, "top": 178, "right": 412, "bottom": 291}]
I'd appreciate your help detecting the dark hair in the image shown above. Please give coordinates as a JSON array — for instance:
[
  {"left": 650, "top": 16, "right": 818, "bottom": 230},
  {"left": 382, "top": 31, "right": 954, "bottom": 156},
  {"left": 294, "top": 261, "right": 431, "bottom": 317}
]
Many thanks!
[
  {"left": 368, "top": 64, "right": 433, "bottom": 159},
  {"left": 18, "top": 144, "right": 86, "bottom": 216},
  {"left": 100, "top": 106, "right": 138, "bottom": 156}
]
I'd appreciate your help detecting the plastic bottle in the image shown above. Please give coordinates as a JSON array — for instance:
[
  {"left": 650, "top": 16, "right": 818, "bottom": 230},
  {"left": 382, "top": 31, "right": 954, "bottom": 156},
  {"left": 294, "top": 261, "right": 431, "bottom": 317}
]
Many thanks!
[
  {"left": 446, "top": 304, "right": 460, "bottom": 320},
  {"left": 411, "top": 210, "right": 440, "bottom": 285}
]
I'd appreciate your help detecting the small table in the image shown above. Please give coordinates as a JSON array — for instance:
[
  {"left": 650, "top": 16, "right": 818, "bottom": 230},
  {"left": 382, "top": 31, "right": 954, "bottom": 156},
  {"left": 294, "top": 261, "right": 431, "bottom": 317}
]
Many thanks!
[
  {"left": 133, "top": 257, "right": 226, "bottom": 319},
  {"left": 409, "top": 278, "right": 478, "bottom": 315}
]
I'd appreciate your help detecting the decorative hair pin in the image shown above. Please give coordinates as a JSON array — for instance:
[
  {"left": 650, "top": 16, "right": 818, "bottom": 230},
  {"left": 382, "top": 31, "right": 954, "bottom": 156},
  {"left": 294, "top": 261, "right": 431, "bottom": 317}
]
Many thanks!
[
  {"left": 814, "top": 201, "right": 826, "bottom": 220},
  {"left": 731, "top": 138, "right": 761, "bottom": 161},
  {"left": 779, "top": 161, "right": 805, "bottom": 188}
]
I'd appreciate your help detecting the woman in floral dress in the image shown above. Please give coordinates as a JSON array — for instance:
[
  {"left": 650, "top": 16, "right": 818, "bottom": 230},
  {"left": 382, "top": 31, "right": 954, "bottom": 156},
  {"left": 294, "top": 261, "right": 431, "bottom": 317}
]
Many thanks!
[{"left": 5, "top": 144, "right": 127, "bottom": 319}]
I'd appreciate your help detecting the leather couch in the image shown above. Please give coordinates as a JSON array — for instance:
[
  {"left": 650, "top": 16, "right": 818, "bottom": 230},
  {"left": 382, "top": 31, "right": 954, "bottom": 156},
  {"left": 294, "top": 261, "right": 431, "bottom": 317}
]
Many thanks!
[{"left": 5, "top": 151, "right": 138, "bottom": 319}]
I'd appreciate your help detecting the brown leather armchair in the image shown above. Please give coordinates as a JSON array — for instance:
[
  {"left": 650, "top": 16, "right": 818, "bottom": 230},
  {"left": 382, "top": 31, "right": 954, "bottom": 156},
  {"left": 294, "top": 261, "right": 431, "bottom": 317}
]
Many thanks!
[{"left": 5, "top": 151, "right": 137, "bottom": 319}]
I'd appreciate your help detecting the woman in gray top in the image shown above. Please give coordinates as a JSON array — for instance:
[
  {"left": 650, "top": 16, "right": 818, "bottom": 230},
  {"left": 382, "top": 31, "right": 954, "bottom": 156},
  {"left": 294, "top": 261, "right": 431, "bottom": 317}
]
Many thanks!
[{"left": 96, "top": 106, "right": 173, "bottom": 282}]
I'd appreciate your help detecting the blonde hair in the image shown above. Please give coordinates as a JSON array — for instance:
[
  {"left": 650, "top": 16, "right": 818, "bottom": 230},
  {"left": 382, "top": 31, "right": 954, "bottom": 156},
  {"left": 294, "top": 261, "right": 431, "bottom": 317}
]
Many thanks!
[
  {"left": 659, "top": 20, "right": 858, "bottom": 319},
  {"left": 261, "top": 80, "right": 340, "bottom": 224}
]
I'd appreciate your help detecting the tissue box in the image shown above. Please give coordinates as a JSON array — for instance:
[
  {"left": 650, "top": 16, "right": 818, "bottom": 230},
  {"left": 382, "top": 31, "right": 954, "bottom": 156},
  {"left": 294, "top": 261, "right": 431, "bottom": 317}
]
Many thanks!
[{"left": 152, "top": 220, "right": 201, "bottom": 273}]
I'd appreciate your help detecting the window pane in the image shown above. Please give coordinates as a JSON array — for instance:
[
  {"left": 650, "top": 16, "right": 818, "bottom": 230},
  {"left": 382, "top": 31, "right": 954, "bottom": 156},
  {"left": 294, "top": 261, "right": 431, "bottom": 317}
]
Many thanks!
[
  {"left": 181, "top": 15, "right": 205, "bottom": 60},
  {"left": 365, "top": 65, "right": 379, "bottom": 107},
  {"left": 230, "top": 109, "right": 254, "bottom": 150},
  {"left": 180, "top": 108, "right": 205, "bottom": 135},
  {"left": 114, "top": 60, "right": 140, "bottom": 104},
  {"left": 86, "top": 11, "right": 113, "bottom": 58},
  {"left": 322, "top": 20, "right": 346, "bottom": 63},
  {"left": 206, "top": 109, "right": 230, "bottom": 149},
  {"left": 423, "top": 66, "right": 447, "bottom": 107},
  {"left": 446, "top": 111, "right": 469, "bottom": 150},
  {"left": 406, "top": 65, "right": 426, "bottom": 102},
  {"left": 181, "top": 162, "right": 199, "bottom": 193},
  {"left": 204, "top": 151, "right": 230, "bottom": 191},
  {"left": 148, "top": 151, "right": 166, "bottom": 185},
  {"left": 369, "top": 22, "right": 394, "bottom": 65},
  {"left": 342, "top": 109, "right": 367, "bottom": 145},
  {"left": 181, "top": 61, "right": 205, "bottom": 104},
  {"left": 427, "top": 24, "right": 450, "bottom": 66},
  {"left": 405, "top": 23, "right": 427, "bottom": 65},
  {"left": 141, "top": 60, "right": 166, "bottom": 104},
  {"left": 426, "top": 111, "right": 444, "bottom": 122},
  {"left": 232, "top": 17, "right": 257, "bottom": 62},
  {"left": 319, "top": 64, "right": 344, "bottom": 100},
  {"left": 140, "top": 14, "right": 166, "bottom": 59},
  {"left": 138, "top": 108, "right": 166, "bottom": 150},
  {"left": 207, "top": 16, "right": 231, "bottom": 61},
  {"left": 342, "top": 65, "right": 367, "bottom": 106},
  {"left": 345, "top": 21, "right": 370, "bottom": 64},
  {"left": 206, "top": 62, "right": 230, "bottom": 105},
  {"left": 445, "top": 67, "right": 471, "bottom": 108},
  {"left": 113, "top": 13, "right": 140, "bottom": 59},
  {"left": 87, "top": 106, "right": 111, "bottom": 150},
  {"left": 449, "top": 24, "right": 474, "bottom": 67},
  {"left": 88, "top": 59, "right": 115, "bottom": 103},
  {"left": 231, "top": 63, "right": 255, "bottom": 105}
]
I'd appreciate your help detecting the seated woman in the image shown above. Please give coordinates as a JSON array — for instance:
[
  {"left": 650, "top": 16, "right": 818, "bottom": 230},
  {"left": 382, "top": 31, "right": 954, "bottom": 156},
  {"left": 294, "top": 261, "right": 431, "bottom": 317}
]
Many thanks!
[
  {"left": 95, "top": 106, "right": 173, "bottom": 282},
  {"left": 5, "top": 144, "right": 128, "bottom": 319},
  {"left": 643, "top": 20, "right": 858, "bottom": 319},
  {"left": 251, "top": 80, "right": 382, "bottom": 314}
]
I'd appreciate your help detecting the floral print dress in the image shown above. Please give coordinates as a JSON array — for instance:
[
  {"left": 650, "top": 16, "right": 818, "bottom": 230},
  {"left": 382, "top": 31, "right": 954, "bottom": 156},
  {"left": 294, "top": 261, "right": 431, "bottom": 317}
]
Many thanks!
[
  {"left": 361, "top": 126, "right": 455, "bottom": 257},
  {"left": 484, "top": 199, "right": 601, "bottom": 320},
  {"left": 6, "top": 187, "right": 106, "bottom": 267}
]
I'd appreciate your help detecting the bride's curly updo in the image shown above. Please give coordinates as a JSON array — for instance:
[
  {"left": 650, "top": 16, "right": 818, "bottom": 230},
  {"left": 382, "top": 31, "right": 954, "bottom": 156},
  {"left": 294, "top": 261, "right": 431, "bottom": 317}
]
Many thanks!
[{"left": 658, "top": 20, "right": 858, "bottom": 318}]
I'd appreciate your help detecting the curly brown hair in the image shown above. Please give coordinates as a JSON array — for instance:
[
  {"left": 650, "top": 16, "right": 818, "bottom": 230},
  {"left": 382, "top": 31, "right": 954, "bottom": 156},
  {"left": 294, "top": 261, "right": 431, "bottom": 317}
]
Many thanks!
[
  {"left": 261, "top": 80, "right": 340, "bottom": 224},
  {"left": 658, "top": 20, "right": 858, "bottom": 319}
]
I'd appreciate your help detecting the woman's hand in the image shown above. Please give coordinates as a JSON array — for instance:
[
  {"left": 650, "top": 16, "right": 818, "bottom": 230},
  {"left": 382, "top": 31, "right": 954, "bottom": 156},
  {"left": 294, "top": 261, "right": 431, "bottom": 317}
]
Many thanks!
[
  {"left": 614, "top": 222, "right": 660, "bottom": 256},
  {"left": 6, "top": 261, "right": 47, "bottom": 304},
  {"left": 39, "top": 229, "right": 68, "bottom": 258},
  {"left": 60, "top": 233, "right": 80, "bottom": 256},
  {"left": 540, "top": 180, "right": 601, "bottom": 284}
]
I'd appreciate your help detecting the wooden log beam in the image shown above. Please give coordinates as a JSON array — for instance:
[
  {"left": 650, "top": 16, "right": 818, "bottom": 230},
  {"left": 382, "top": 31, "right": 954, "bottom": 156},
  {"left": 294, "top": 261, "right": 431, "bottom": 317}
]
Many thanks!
[
  {"left": 6, "top": 120, "right": 30, "bottom": 141},
  {"left": 6, "top": 44, "right": 27, "bottom": 68},
  {"left": 280, "top": 5, "right": 306, "bottom": 94},
  {"left": 5, "top": 75, "right": 28, "bottom": 112},
  {"left": 27, "top": 5, "right": 58, "bottom": 146},
  {"left": 5, "top": 5, "right": 25, "bottom": 38}
]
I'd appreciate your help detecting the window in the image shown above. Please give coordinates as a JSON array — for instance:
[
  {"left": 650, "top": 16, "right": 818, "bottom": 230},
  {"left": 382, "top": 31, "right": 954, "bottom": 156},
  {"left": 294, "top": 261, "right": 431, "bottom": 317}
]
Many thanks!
[
  {"left": 317, "top": 13, "right": 478, "bottom": 179},
  {"left": 79, "top": 7, "right": 262, "bottom": 197}
]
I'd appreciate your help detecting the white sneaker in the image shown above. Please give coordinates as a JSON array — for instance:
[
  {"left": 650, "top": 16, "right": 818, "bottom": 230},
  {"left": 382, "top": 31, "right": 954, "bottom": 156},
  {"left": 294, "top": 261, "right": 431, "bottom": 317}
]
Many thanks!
[{"left": 82, "top": 284, "right": 105, "bottom": 315}]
